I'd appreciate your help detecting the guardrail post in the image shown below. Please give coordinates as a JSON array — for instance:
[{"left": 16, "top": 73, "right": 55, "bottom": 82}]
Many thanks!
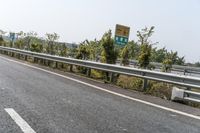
[
  {"left": 142, "top": 72, "right": 148, "bottom": 91},
  {"left": 143, "top": 78, "right": 148, "bottom": 91},
  {"left": 87, "top": 68, "right": 91, "bottom": 77},
  {"left": 183, "top": 69, "right": 187, "bottom": 75},
  {"left": 60, "top": 63, "right": 64, "bottom": 69},
  {"left": 41, "top": 59, "right": 44, "bottom": 65},
  {"left": 55, "top": 62, "right": 58, "bottom": 69},
  {"left": 47, "top": 60, "right": 51, "bottom": 66},
  {"left": 24, "top": 55, "right": 27, "bottom": 61},
  {"left": 110, "top": 72, "right": 114, "bottom": 83},
  {"left": 17, "top": 53, "right": 20, "bottom": 59},
  {"left": 186, "top": 87, "right": 191, "bottom": 91},
  {"left": 33, "top": 57, "right": 36, "bottom": 63},
  {"left": 69, "top": 64, "right": 73, "bottom": 72},
  {"left": 104, "top": 72, "right": 109, "bottom": 83}
]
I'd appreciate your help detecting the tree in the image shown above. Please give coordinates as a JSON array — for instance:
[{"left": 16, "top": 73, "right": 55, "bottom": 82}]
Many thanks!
[
  {"left": 59, "top": 44, "right": 68, "bottom": 57},
  {"left": 87, "top": 39, "right": 101, "bottom": 61},
  {"left": 16, "top": 31, "right": 26, "bottom": 39},
  {"left": 29, "top": 37, "right": 43, "bottom": 53},
  {"left": 100, "top": 30, "right": 117, "bottom": 82},
  {"left": 0, "top": 30, "right": 6, "bottom": 46},
  {"left": 75, "top": 41, "right": 90, "bottom": 74},
  {"left": 151, "top": 47, "right": 167, "bottom": 63},
  {"left": 176, "top": 56, "right": 185, "bottom": 65},
  {"left": 121, "top": 45, "right": 130, "bottom": 66},
  {"left": 46, "top": 33, "right": 60, "bottom": 55},
  {"left": 128, "top": 40, "right": 140, "bottom": 60},
  {"left": 76, "top": 41, "right": 90, "bottom": 60},
  {"left": 137, "top": 26, "right": 156, "bottom": 69},
  {"left": 100, "top": 30, "right": 117, "bottom": 64},
  {"left": 68, "top": 47, "right": 78, "bottom": 58},
  {"left": 162, "top": 60, "right": 173, "bottom": 72},
  {"left": 30, "top": 42, "right": 43, "bottom": 53},
  {"left": 138, "top": 44, "right": 152, "bottom": 68},
  {"left": 161, "top": 50, "right": 185, "bottom": 72},
  {"left": 15, "top": 31, "right": 26, "bottom": 49},
  {"left": 0, "top": 36, "right": 4, "bottom": 46},
  {"left": 166, "top": 51, "right": 185, "bottom": 65},
  {"left": 194, "top": 62, "right": 200, "bottom": 67},
  {"left": 25, "top": 31, "right": 38, "bottom": 50}
]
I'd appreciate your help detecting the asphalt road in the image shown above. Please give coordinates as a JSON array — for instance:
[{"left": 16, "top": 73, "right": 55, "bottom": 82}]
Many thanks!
[{"left": 0, "top": 55, "right": 200, "bottom": 133}]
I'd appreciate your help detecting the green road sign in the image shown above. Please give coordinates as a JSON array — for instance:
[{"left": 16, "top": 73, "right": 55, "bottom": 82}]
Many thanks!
[
  {"left": 115, "top": 35, "right": 128, "bottom": 45},
  {"left": 9, "top": 33, "right": 16, "bottom": 41},
  {"left": 114, "top": 24, "right": 130, "bottom": 46}
]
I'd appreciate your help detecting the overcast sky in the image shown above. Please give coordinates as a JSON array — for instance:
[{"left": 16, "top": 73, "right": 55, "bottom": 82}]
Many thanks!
[{"left": 0, "top": 0, "right": 200, "bottom": 62}]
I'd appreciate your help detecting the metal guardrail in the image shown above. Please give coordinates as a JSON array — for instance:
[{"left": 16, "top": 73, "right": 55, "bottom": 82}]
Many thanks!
[
  {"left": 184, "top": 90, "right": 200, "bottom": 103},
  {"left": 126, "top": 60, "right": 200, "bottom": 75},
  {"left": 172, "top": 87, "right": 200, "bottom": 103},
  {"left": 1, "top": 46, "right": 200, "bottom": 90}
]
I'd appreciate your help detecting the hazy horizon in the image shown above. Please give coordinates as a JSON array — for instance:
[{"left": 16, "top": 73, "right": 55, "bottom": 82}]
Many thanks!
[{"left": 1, "top": 0, "right": 200, "bottom": 63}]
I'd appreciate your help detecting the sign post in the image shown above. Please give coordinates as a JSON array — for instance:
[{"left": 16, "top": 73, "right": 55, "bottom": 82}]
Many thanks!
[
  {"left": 114, "top": 24, "right": 130, "bottom": 46},
  {"left": 9, "top": 33, "right": 16, "bottom": 48}
]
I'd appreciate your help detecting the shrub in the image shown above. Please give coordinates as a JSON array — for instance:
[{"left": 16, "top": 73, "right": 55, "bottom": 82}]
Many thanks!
[{"left": 91, "top": 69, "right": 103, "bottom": 79}]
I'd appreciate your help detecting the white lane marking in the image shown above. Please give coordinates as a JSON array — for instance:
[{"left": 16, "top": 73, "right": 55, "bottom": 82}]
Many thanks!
[
  {"left": 1, "top": 56, "right": 200, "bottom": 120},
  {"left": 5, "top": 108, "right": 36, "bottom": 133}
]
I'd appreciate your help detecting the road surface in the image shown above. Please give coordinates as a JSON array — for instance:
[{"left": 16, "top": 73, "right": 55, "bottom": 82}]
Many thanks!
[{"left": 0, "top": 55, "right": 200, "bottom": 133}]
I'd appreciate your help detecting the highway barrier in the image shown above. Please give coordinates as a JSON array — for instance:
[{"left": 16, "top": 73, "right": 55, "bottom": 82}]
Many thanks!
[
  {"left": 116, "top": 60, "right": 200, "bottom": 75},
  {"left": 172, "top": 87, "right": 200, "bottom": 103},
  {"left": 0, "top": 46, "right": 200, "bottom": 103}
]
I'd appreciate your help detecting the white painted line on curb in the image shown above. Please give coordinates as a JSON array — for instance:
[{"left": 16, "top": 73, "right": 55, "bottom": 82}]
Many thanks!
[
  {"left": 1, "top": 56, "right": 200, "bottom": 120},
  {"left": 5, "top": 108, "right": 36, "bottom": 133}
]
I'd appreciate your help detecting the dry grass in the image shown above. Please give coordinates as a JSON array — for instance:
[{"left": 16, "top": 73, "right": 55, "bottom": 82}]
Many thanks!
[
  {"left": 146, "top": 81, "right": 173, "bottom": 100},
  {"left": 116, "top": 75, "right": 143, "bottom": 91},
  {"left": 116, "top": 75, "right": 173, "bottom": 100}
]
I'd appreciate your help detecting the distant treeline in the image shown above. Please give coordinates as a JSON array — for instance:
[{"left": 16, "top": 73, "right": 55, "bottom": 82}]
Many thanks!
[{"left": 0, "top": 27, "right": 198, "bottom": 71}]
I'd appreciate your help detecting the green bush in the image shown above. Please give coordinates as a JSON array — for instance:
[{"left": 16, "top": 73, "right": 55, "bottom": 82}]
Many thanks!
[{"left": 91, "top": 69, "right": 103, "bottom": 79}]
